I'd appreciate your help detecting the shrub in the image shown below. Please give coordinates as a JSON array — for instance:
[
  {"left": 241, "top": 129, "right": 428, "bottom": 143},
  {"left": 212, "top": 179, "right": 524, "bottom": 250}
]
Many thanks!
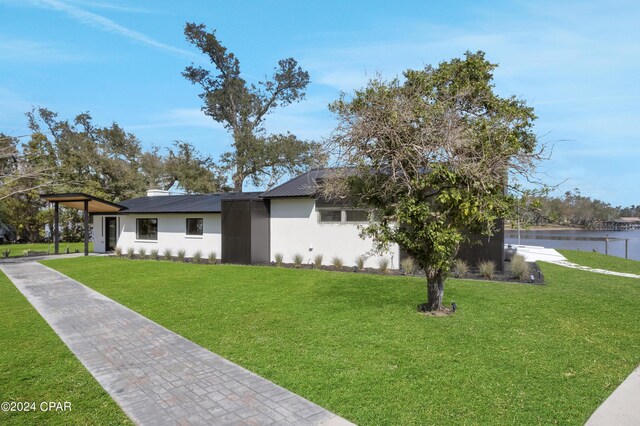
[
  {"left": 292, "top": 253, "right": 304, "bottom": 268},
  {"left": 126, "top": 247, "right": 135, "bottom": 259},
  {"left": 509, "top": 254, "right": 529, "bottom": 280},
  {"left": 192, "top": 250, "right": 202, "bottom": 263},
  {"left": 163, "top": 248, "right": 173, "bottom": 260},
  {"left": 331, "top": 256, "right": 343, "bottom": 270},
  {"left": 23, "top": 249, "right": 31, "bottom": 257},
  {"left": 453, "top": 258, "right": 469, "bottom": 278},
  {"left": 354, "top": 256, "right": 365, "bottom": 271},
  {"left": 2, "top": 249, "right": 10, "bottom": 258},
  {"left": 177, "top": 249, "right": 186, "bottom": 262},
  {"left": 378, "top": 257, "right": 389, "bottom": 273},
  {"left": 208, "top": 251, "right": 217, "bottom": 264},
  {"left": 313, "top": 254, "right": 323, "bottom": 269},
  {"left": 274, "top": 252, "right": 284, "bottom": 267},
  {"left": 115, "top": 247, "right": 123, "bottom": 257},
  {"left": 138, "top": 247, "right": 146, "bottom": 259},
  {"left": 478, "top": 260, "right": 496, "bottom": 280},
  {"left": 401, "top": 256, "right": 416, "bottom": 275},
  {"left": 150, "top": 249, "right": 159, "bottom": 260}
]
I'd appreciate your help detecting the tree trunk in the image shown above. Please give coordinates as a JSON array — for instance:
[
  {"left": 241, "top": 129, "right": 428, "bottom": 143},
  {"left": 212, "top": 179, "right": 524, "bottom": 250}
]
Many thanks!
[
  {"left": 232, "top": 175, "right": 243, "bottom": 192},
  {"left": 232, "top": 165, "right": 244, "bottom": 192},
  {"left": 425, "top": 273, "right": 445, "bottom": 311}
]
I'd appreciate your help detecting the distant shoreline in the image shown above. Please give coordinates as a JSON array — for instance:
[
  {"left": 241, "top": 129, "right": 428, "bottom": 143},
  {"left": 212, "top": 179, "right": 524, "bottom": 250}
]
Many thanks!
[{"left": 504, "top": 225, "right": 584, "bottom": 231}]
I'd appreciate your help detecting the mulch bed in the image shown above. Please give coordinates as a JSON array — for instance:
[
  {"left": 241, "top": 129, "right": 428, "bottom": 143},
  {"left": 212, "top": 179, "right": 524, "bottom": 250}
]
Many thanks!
[{"left": 275, "top": 261, "right": 545, "bottom": 285}]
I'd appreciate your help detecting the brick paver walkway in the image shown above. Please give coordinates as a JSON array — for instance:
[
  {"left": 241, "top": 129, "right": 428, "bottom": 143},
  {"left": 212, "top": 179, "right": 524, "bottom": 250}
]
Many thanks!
[{"left": 0, "top": 261, "right": 353, "bottom": 425}]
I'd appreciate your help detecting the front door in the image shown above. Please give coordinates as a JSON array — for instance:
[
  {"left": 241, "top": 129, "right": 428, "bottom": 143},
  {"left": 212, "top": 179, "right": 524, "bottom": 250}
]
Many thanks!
[{"left": 105, "top": 217, "right": 117, "bottom": 252}]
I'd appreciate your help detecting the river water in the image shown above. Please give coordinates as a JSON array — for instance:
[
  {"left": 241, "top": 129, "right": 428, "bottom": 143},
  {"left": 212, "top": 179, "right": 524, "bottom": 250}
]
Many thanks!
[{"left": 504, "top": 229, "right": 640, "bottom": 261}]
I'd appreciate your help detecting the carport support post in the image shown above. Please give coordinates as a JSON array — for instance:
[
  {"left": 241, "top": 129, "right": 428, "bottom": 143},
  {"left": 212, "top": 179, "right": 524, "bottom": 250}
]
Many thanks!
[
  {"left": 83, "top": 200, "right": 89, "bottom": 256},
  {"left": 54, "top": 201, "right": 59, "bottom": 255}
]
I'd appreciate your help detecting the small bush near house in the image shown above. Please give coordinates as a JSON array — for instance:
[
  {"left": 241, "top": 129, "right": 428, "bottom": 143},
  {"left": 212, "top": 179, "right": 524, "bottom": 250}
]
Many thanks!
[
  {"left": 150, "top": 249, "right": 159, "bottom": 260},
  {"left": 313, "top": 254, "right": 323, "bottom": 269},
  {"left": 509, "top": 254, "right": 529, "bottom": 280},
  {"left": 208, "top": 251, "right": 217, "bottom": 264},
  {"left": 453, "top": 258, "right": 469, "bottom": 278},
  {"left": 192, "top": 250, "right": 203, "bottom": 263},
  {"left": 292, "top": 253, "right": 304, "bottom": 268},
  {"left": 126, "top": 247, "right": 135, "bottom": 259},
  {"left": 177, "top": 249, "right": 186, "bottom": 262},
  {"left": 138, "top": 247, "right": 146, "bottom": 259},
  {"left": 2, "top": 249, "right": 10, "bottom": 258},
  {"left": 401, "top": 256, "right": 416, "bottom": 275},
  {"left": 331, "top": 256, "right": 344, "bottom": 270},
  {"left": 163, "top": 248, "right": 173, "bottom": 260},
  {"left": 355, "top": 256, "right": 365, "bottom": 271},
  {"left": 378, "top": 257, "right": 389, "bottom": 273},
  {"left": 274, "top": 253, "right": 284, "bottom": 267},
  {"left": 115, "top": 247, "right": 122, "bottom": 257},
  {"left": 478, "top": 260, "right": 496, "bottom": 280}
]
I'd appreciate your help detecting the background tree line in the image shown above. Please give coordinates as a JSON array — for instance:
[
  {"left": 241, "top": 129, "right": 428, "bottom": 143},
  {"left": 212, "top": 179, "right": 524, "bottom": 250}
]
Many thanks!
[
  {"left": 0, "top": 108, "right": 227, "bottom": 243},
  {"left": 516, "top": 189, "right": 638, "bottom": 229}
]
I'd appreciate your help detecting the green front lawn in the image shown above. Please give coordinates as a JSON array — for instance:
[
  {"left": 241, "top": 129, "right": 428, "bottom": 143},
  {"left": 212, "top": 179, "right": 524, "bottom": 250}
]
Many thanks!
[
  {"left": 560, "top": 249, "right": 640, "bottom": 275},
  {"left": 0, "top": 242, "right": 92, "bottom": 258},
  {"left": 0, "top": 271, "right": 130, "bottom": 425},
  {"left": 42, "top": 257, "right": 640, "bottom": 425}
]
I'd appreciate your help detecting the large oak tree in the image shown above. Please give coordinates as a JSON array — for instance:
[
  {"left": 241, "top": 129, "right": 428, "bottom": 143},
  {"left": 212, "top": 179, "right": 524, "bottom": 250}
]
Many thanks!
[{"left": 183, "top": 23, "right": 324, "bottom": 191}]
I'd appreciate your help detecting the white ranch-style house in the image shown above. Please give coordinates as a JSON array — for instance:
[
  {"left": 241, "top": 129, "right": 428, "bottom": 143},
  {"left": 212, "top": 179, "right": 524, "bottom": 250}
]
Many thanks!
[{"left": 43, "top": 169, "right": 504, "bottom": 269}]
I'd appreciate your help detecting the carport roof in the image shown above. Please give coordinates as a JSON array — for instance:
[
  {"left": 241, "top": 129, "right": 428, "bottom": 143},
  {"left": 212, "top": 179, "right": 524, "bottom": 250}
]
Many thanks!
[{"left": 40, "top": 193, "right": 125, "bottom": 213}]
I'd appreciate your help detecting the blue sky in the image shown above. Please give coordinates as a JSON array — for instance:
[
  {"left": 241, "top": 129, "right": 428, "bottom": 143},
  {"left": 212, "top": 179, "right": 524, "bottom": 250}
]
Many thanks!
[{"left": 1, "top": 0, "right": 638, "bottom": 205}]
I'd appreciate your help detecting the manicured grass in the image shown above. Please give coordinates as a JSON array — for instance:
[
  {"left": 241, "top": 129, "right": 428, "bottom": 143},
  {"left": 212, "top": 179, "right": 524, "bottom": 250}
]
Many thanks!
[
  {"left": 0, "top": 271, "right": 130, "bottom": 425},
  {"left": 0, "top": 242, "right": 92, "bottom": 258},
  {"left": 44, "top": 257, "right": 640, "bottom": 425},
  {"left": 560, "top": 249, "right": 640, "bottom": 275}
]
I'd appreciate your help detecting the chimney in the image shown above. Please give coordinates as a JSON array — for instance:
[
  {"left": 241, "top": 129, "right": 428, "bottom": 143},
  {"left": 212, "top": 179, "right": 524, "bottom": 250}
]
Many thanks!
[{"left": 147, "top": 189, "right": 171, "bottom": 197}]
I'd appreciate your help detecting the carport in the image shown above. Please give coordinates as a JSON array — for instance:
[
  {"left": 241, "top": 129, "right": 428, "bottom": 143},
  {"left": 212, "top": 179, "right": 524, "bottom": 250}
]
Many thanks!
[{"left": 40, "top": 193, "right": 124, "bottom": 256}]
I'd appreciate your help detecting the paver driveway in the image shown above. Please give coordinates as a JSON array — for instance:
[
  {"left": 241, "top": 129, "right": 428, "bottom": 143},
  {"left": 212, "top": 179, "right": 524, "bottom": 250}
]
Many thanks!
[{"left": 0, "top": 260, "right": 353, "bottom": 426}]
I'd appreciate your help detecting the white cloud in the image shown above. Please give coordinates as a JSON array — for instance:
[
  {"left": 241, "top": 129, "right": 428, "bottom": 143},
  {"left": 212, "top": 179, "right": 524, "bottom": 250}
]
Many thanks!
[
  {"left": 0, "top": 35, "right": 86, "bottom": 62},
  {"left": 25, "top": 0, "right": 195, "bottom": 57},
  {"left": 126, "top": 108, "right": 226, "bottom": 131},
  {"left": 64, "top": 0, "right": 158, "bottom": 14}
]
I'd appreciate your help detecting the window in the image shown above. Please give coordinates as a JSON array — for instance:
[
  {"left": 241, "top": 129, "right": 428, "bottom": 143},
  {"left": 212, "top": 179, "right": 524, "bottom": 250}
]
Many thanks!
[
  {"left": 346, "top": 210, "right": 369, "bottom": 222},
  {"left": 136, "top": 218, "right": 157, "bottom": 240},
  {"left": 318, "top": 209, "right": 370, "bottom": 224},
  {"left": 318, "top": 210, "right": 342, "bottom": 223},
  {"left": 186, "top": 218, "right": 203, "bottom": 236}
]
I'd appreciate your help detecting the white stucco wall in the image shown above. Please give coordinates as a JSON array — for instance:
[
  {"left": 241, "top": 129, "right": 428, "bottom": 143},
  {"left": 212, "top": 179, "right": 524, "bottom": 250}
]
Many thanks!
[
  {"left": 94, "top": 213, "right": 221, "bottom": 258},
  {"left": 269, "top": 198, "right": 400, "bottom": 268}
]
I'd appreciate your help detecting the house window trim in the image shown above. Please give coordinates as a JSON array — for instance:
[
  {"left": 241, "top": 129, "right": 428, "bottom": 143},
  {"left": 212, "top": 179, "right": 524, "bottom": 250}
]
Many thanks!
[
  {"left": 186, "top": 218, "right": 204, "bottom": 236},
  {"left": 344, "top": 209, "right": 370, "bottom": 223},
  {"left": 317, "top": 208, "right": 370, "bottom": 224},
  {"left": 136, "top": 218, "right": 158, "bottom": 241}
]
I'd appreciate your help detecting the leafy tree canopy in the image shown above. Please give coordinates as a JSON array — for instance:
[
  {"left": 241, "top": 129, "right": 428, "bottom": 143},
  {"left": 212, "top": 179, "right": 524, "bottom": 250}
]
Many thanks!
[
  {"left": 1, "top": 108, "right": 225, "bottom": 242},
  {"left": 324, "top": 51, "right": 543, "bottom": 311}
]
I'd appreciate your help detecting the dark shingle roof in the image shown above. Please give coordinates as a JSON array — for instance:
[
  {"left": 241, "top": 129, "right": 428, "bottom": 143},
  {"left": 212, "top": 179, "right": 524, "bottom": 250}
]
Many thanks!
[
  {"left": 260, "top": 169, "right": 328, "bottom": 198},
  {"left": 118, "top": 192, "right": 263, "bottom": 214}
]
